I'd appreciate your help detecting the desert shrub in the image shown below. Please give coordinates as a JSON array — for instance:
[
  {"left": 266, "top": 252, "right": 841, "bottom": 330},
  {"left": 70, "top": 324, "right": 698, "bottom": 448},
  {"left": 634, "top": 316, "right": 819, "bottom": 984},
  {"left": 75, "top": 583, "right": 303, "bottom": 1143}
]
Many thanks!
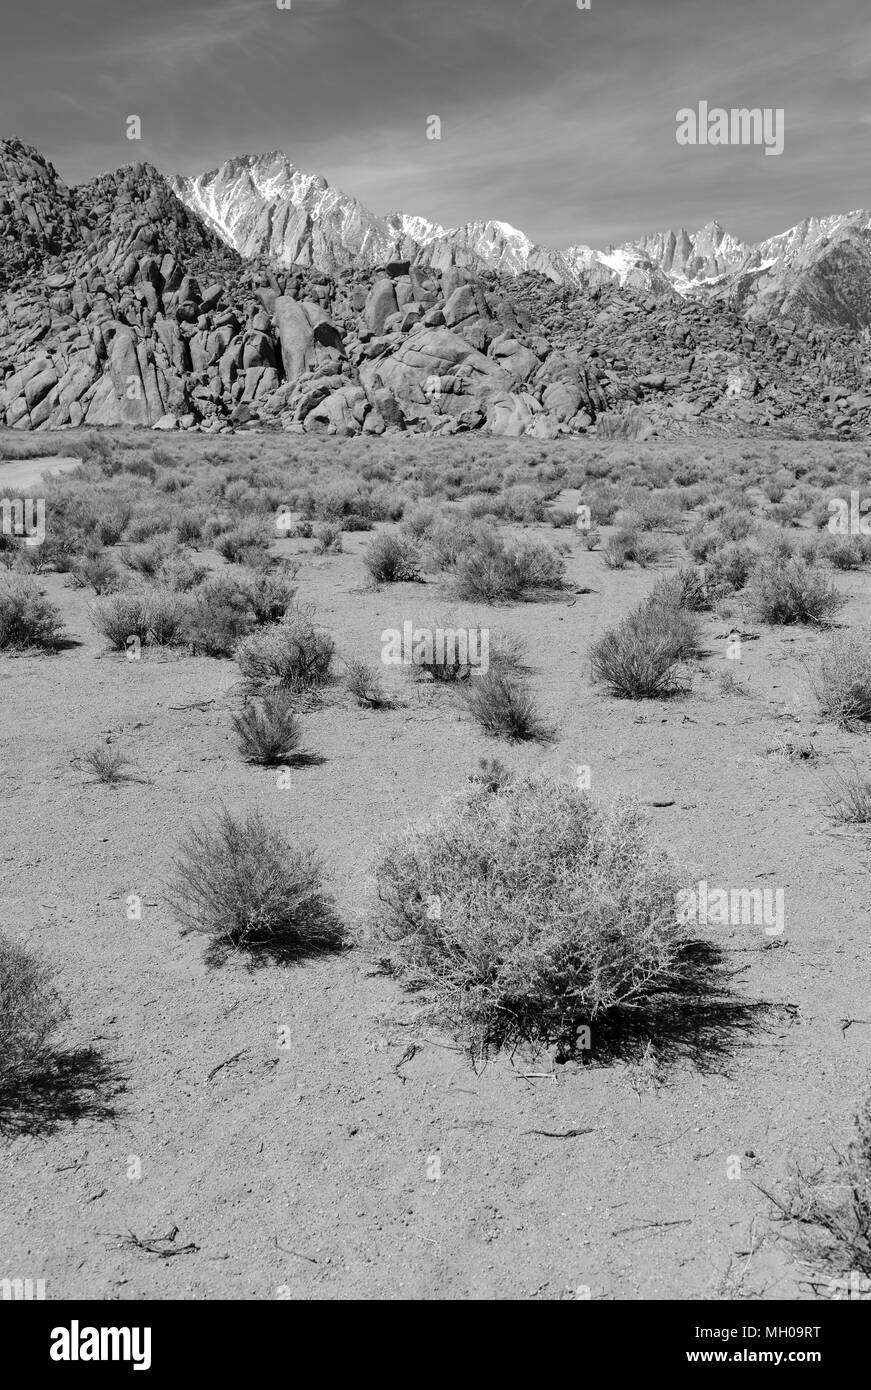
[
  {"left": 822, "top": 535, "right": 871, "bottom": 571},
  {"left": 453, "top": 533, "right": 564, "bottom": 601},
  {"left": 175, "top": 513, "right": 204, "bottom": 546},
  {"left": 216, "top": 520, "right": 270, "bottom": 564},
  {"left": 621, "top": 493, "right": 681, "bottom": 532},
  {"left": 314, "top": 521, "right": 343, "bottom": 555},
  {"left": 232, "top": 694, "right": 304, "bottom": 764},
  {"left": 811, "top": 631, "right": 871, "bottom": 727},
  {"left": 421, "top": 513, "right": 482, "bottom": 570},
  {"left": 144, "top": 587, "right": 189, "bottom": 646},
  {"left": 166, "top": 809, "right": 339, "bottom": 951},
  {"left": 0, "top": 575, "right": 65, "bottom": 650},
  {"left": 0, "top": 933, "right": 65, "bottom": 1090},
  {"left": 401, "top": 503, "right": 437, "bottom": 541},
  {"left": 90, "top": 588, "right": 185, "bottom": 649},
  {"left": 126, "top": 508, "right": 172, "bottom": 542},
  {"left": 124, "top": 539, "right": 172, "bottom": 578},
  {"left": 702, "top": 542, "right": 754, "bottom": 600},
  {"left": 822, "top": 766, "right": 871, "bottom": 824},
  {"left": 184, "top": 574, "right": 256, "bottom": 657},
  {"left": 590, "top": 602, "right": 696, "bottom": 698},
  {"left": 78, "top": 745, "right": 133, "bottom": 784},
  {"left": 340, "top": 513, "right": 373, "bottom": 532},
  {"left": 467, "top": 757, "right": 514, "bottom": 793},
  {"left": 244, "top": 567, "right": 297, "bottom": 625},
  {"left": 747, "top": 558, "right": 844, "bottom": 626},
  {"left": 373, "top": 776, "right": 683, "bottom": 1057},
  {"left": 648, "top": 568, "right": 708, "bottom": 612},
  {"left": 72, "top": 553, "right": 122, "bottom": 595},
  {"left": 775, "top": 1096, "right": 871, "bottom": 1282},
  {"left": 95, "top": 508, "right": 130, "bottom": 546},
  {"left": 90, "top": 591, "right": 150, "bottom": 650},
  {"left": 602, "top": 528, "right": 635, "bottom": 569},
  {"left": 158, "top": 552, "right": 209, "bottom": 592},
  {"left": 344, "top": 658, "right": 388, "bottom": 707},
  {"left": 236, "top": 604, "right": 335, "bottom": 695},
  {"left": 500, "top": 484, "right": 546, "bottom": 523},
  {"left": 464, "top": 670, "right": 553, "bottom": 741},
  {"left": 547, "top": 507, "right": 576, "bottom": 529},
  {"left": 363, "top": 533, "right": 422, "bottom": 584},
  {"left": 684, "top": 522, "right": 724, "bottom": 563}
]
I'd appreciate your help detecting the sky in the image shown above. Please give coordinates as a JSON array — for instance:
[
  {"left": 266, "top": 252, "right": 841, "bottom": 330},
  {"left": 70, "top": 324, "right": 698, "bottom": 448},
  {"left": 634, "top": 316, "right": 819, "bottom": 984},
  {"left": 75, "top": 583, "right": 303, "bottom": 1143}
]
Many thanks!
[{"left": 1, "top": 0, "right": 869, "bottom": 251}]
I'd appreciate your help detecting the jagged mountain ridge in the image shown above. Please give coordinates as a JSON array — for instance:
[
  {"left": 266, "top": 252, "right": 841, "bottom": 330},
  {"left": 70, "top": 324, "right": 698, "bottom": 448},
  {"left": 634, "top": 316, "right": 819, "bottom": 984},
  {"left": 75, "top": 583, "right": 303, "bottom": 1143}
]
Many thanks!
[
  {"left": 1, "top": 136, "right": 870, "bottom": 438},
  {"left": 171, "top": 151, "right": 871, "bottom": 330}
]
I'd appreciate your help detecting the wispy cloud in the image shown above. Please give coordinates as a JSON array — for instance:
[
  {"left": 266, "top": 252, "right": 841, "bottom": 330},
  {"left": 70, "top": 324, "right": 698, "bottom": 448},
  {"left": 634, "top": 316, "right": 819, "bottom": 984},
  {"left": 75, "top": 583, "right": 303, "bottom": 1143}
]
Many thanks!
[{"left": 3, "top": 0, "right": 870, "bottom": 248}]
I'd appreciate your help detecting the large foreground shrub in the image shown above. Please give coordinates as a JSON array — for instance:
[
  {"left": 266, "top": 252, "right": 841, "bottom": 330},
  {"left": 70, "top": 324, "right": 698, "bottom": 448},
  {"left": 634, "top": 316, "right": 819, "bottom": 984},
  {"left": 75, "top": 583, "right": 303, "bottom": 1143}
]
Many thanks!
[{"left": 374, "top": 776, "right": 683, "bottom": 1057}]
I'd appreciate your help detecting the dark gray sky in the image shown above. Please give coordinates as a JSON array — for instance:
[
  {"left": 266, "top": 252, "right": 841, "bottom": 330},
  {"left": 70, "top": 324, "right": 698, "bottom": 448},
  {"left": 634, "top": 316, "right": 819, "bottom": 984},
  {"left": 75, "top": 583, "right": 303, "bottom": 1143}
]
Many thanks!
[{"left": 2, "top": 0, "right": 869, "bottom": 249}]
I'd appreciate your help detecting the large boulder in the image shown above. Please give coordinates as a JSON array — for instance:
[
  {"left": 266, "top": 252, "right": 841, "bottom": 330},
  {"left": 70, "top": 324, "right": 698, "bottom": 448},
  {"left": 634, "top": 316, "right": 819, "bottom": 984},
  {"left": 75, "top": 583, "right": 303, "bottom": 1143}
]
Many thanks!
[{"left": 274, "top": 295, "right": 316, "bottom": 382}]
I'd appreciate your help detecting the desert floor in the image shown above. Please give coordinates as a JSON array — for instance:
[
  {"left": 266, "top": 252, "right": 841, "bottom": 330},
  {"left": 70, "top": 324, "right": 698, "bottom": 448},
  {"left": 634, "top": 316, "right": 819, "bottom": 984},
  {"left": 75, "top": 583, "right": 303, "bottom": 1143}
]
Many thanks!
[{"left": 1, "top": 441, "right": 869, "bottom": 1300}]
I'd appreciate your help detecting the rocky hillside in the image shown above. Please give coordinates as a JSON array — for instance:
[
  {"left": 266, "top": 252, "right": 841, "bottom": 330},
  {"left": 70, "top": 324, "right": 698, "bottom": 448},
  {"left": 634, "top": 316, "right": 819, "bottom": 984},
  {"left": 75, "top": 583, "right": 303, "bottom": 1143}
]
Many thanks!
[{"left": 1, "top": 138, "right": 870, "bottom": 438}]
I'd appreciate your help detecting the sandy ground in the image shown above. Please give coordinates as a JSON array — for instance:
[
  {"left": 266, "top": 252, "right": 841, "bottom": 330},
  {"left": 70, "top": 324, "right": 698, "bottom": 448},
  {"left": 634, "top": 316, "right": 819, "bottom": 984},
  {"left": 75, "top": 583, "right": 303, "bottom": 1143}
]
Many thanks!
[
  {"left": 0, "top": 456, "right": 81, "bottom": 491},
  {"left": 1, "top": 506, "right": 870, "bottom": 1300}
]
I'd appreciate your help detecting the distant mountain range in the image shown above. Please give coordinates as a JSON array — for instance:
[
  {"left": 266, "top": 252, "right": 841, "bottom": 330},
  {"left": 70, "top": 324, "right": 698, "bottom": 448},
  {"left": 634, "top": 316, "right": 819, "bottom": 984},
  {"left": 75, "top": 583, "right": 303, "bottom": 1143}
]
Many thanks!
[
  {"left": 1, "top": 137, "right": 869, "bottom": 437},
  {"left": 171, "top": 151, "right": 871, "bottom": 328}
]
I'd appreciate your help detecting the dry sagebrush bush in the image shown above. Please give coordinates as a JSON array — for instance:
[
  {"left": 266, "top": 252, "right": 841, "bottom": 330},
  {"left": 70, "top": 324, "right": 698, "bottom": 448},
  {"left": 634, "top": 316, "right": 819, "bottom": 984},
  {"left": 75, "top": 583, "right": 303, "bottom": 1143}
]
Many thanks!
[
  {"left": 775, "top": 1096, "right": 871, "bottom": 1281},
  {"left": 374, "top": 776, "right": 684, "bottom": 1058},
  {"left": 590, "top": 599, "right": 699, "bottom": 698},
  {"left": 0, "top": 575, "right": 65, "bottom": 651},
  {"left": 453, "top": 531, "right": 564, "bottom": 601},
  {"left": 811, "top": 630, "right": 871, "bottom": 728},
  {"left": 747, "top": 557, "right": 845, "bottom": 626},
  {"left": 236, "top": 603, "right": 335, "bottom": 695},
  {"left": 231, "top": 694, "right": 304, "bottom": 765},
  {"left": 0, "top": 933, "right": 65, "bottom": 1090},
  {"left": 464, "top": 669, "right": 553, "bottom": 741},
  {"left": 166, "top": 809, "right": 341, "bottom": 952},
  {"left": 363, "top": 532, "right": 422, "bottom": 583}
]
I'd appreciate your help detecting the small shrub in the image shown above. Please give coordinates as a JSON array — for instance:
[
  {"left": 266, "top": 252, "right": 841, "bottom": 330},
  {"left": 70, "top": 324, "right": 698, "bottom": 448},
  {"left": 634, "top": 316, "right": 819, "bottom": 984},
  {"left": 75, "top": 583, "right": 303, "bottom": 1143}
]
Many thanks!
[
  {"left": 812, "top": 631, "right": 871, "bottom": 727},
  {"left": 236, "top": 604, "right": 335, "bottom": 695},
  {"left": 244, "top": 567, "right": 298, "bottom": 625},
  {"left": 79, "top": 745, "right": 133, "bottom": 784},
  {"left": 822, "top": 766, "right": 871, "bottom": 824},
  {"left": 453, "top": 534, "right": 564, "bottom": 601},
  {"left": 216, "top": 521, "right": 270, "bottom": 564},
  {"left": 774, "top": 1096, "right": 871, "bottom": 1281},
  {"left": 464, "top": 670, "right": 553, "bottom": 741},
  {"left": 0, "top": 575, "right": 65, "bottom": 650},
  {"left": 649, "top": 568, "right": 708, "bottom": 613},
  {"left": 344, "top": 658, "right": 388, "bottom": 707},
  {"left": 374, "top": 776, "right": 683, "bottom": 1057},
  {"left": 747, "top": 558, "right": 845, "bottom": 626},
  {"left": 73, "top": 553, "right": 122, "bottom": 595},
  {"left": 590, "top": 602, "right": 695, "bottom": 699},
  {"left": 166, "top": 809, "right": 340, "bottom": 951},
  {"left": 314, "top": 522, "right": 343, "bottom": 555},
  {"left": 232, "top": 695, "right": 304, "bottom": 765},
  {"left": 184, "top": 575, "right": 256, "bottom": 657},
  {"left": 124, "top": 539, "right": 171, "bottom": 578},
  {"left": 90, "top": 591, "right": 150, "bottom": 650},
  {"left": 823, "top": 535, "right": 871, "bottom": 571},
  {"left": 0, "top": 933, "right": 64, "bottom": 1091},
  {"left": 467, "top": 757, "right": 514, "bottom": 793},
  {"left": 363, "top": 533, "right": 422, "bottom": 584}
]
